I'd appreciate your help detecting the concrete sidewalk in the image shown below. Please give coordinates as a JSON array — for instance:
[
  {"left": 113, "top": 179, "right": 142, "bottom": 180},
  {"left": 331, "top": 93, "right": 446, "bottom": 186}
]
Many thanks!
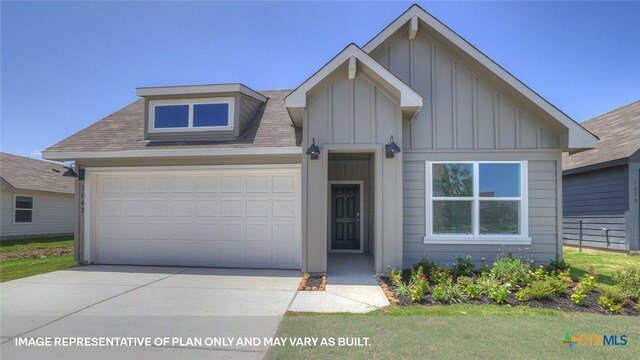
[{"left": 288, "top": 254, "right": 390, "bottom": 313}]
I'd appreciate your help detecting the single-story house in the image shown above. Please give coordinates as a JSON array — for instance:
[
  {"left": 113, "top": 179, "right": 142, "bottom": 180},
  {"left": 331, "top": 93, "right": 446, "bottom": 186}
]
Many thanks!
[
  {"left": 0, "top": 152, "right": 75, "bottom": 240},
  {"left": 562, "top": 100, "right": 639, "bottom": 253},
  {"left": 43, "top": 4, "right": 597, "bottom": 273}
]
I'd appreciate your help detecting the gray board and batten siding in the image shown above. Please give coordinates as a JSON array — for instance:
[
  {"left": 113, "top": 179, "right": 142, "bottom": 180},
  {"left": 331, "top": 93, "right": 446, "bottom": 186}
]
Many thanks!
[{"left": 368, "top": 24, "right": 565, "bottom": 266}]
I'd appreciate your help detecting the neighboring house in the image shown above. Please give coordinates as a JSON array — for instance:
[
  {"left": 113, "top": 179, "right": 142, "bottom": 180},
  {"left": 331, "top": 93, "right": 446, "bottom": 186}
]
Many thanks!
[
  {"left": 0, "top": 152, "right": 75, "bottom": 239},
  {"left": 562, "top": 101, "right": 640, "bottom": 253},
  {"left": 43, "top": 5, "right": 597, "bottom": 273}
]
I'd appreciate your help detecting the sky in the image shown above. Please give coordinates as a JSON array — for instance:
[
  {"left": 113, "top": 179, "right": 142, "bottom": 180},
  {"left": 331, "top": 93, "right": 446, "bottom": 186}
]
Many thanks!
[{"left": 1, "top": 1, "right": 639, "bottom": 159}]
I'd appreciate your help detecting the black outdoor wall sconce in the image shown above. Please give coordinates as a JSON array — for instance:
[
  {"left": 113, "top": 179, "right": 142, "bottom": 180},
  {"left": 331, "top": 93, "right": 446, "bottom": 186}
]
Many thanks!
[
  {"left": 306, "top": 137, "right": 321, "bottom": 160},
  {"left": 385, "top": 135, "right": 401, "bottom": 158}
]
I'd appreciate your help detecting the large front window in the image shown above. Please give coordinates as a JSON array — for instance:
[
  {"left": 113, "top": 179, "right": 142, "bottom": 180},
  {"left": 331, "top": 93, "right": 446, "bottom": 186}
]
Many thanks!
[
  {"left": 425, "top": 161, "right": 529, "bottom": 244},
  {"left": 149, "top": 97, "right": 234, "bottom": 132}
]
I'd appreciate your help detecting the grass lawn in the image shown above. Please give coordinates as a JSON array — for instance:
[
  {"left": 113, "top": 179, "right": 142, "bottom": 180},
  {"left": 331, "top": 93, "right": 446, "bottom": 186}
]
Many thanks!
[
  {"left": 268, "top": 249, "right": 640, "bottom": 359},
  {"left": 0, "top": 236, "right": 77, "bottom": 282},
  {"left": 563, "top": 246, "right": 640, "bottom": 290}
]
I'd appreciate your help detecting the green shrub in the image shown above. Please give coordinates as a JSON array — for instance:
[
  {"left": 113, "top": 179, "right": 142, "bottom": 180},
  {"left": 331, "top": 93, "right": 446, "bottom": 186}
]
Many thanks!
[
  {"left": 545, "top": 255, "right": 570, "bottom": 273},
  {"left": 529, "top": 281, "right": 554, "bottom": 300},
  {"left": 430, "top": 267, "right": 451, "bottom": 285},
  {"left": 534, "top": 266, "right": 548, "bottom": 281},
  {"left": 474, "top": 274, "right": 501, "bottom": 297},
  {"left": 452, "top": 256, "right": 474, "bottom": 277},
  {"left": 598, "top": 289, "right": 628, "bottom": 313},
  {"left": 579, "top": 273, "right": 598, "bottom": 293},
  {"left": 571, "top": 285, "right": 586, "bottom": 305},
  {"left": 489, "top": 285, "right": 509, "bottom": 304},
  {"left": 432, "top": 280, "right": 466, "bottom": 304},
  {"left": 395, "top": 282, "right": 413, "bottom": 298},
  {"left": 547, "top": 276, "right": 571, "bottom": 297},
  {"left": 490, "top": 256, "right": 533, "bottom": 285},
  {"left": 458, "top": 278, "right": 481, "bottom": 299},
  {"left": 612, "top": 264, "right": 640, "bottom": 296},
  {"left": 409, "top": 266, "right": 429, "bottom": 302},
  {"left": 413, "top": 256, "right": 439, "bottom": 277},
  {"left": 478, "top": 257, "right": 490, "bottom": 274},
  {"left": 386, "top": 266, "right": 403, "bottom": 287},
  {"left": 515, "top": 287, "right": 531, "bottom": 301}
]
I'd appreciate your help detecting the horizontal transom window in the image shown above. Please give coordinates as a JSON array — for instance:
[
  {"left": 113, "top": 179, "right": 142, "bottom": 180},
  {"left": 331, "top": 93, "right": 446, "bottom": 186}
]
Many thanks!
[
  {"left": 149, "top": 97, "right": 234, "bottom": 132},
  {"left": 424, "top": 161, "right": 530, "bottom": 244}
]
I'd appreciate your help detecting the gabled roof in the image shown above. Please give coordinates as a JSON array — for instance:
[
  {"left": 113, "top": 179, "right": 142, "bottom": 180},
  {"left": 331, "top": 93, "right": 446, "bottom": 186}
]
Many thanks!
[
  {"left": 363, "top": 4, "right": 597, "bottom": 153},
  {"left": 0, "top": 152, "right": 74, "bottom": 194},
  {"left": 285, "top": 43, "right": 423, "bottom": 126},
  {"left": 43, "top": 90, "right": 301, "bottom": 161},
  {"left": 563, "top": 100, "right": 640, "bottom": 172}
]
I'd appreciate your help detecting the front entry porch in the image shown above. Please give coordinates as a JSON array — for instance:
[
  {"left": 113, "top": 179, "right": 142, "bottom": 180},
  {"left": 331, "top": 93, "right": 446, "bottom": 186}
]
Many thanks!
[{"left": 289, "top": 252, "right": 388, "bottom": 313}]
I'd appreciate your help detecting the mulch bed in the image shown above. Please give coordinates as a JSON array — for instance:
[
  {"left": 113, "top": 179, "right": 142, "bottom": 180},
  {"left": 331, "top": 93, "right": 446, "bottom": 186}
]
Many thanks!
[
  {"left": 298, "top": 273, "right": 327, "bottom": 291},
  {"left": 378, "top": 275, "right": 639, "bottom": 316},
  {"left": 0, "top": 246, "right": 73, "bottom": 261}
]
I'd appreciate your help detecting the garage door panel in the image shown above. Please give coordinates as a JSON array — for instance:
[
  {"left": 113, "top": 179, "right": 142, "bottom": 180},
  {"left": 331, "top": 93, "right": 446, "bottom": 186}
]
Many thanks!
[
  {"left": 147, "top": 199, "right": 170, "bottom": 217},
  {"left": 194, "top": 223, "right": 219, "bottom": 241},
  {"left": 220, "top": 223, "right": 245, "bottom": 241},
  {"left": 272, "top": 175, "right": 296, "bottom": 193},
  {"left": 246, "top": 223, "right": 270, "bottom": 242},
  {"left": 246, "top": 175, "right": 270, "bottom": 193},
  {"left": 171, "top": 176, "right": 194, "bottom": 193},
  {"left": 171, "top": 200, "right": 194, "bottom": 217},
  {"left": 145, "top": 222, "right": 169, "bottom": 239},
  {"left": 220, "top": 199, "right": 245, "bottom": 217},
  {"left": 195, "top": 199, "right": 219, "bottom": 217},
  {"left": 273, "top": 199, "right": 295, "bottom": 218},
  {"left": 170, "top": 223, "right": 195, "bottom": 240},
  {"left": 124, "top": 177, "right": 146, "bottom": 193},
  {"left": 101, "top": 199, "right": 122, "bottom": 216},
  {"left": 93, "top": 167, "right": 301, "bottom": 269},
  {"left": 246, "top": 199, "right": 270, "bottom": 217},
  {"left": 220, "top": 176, "right": 245, "bottom": 193},
  {"left": 101, "top": 177, "right": 122, "bottom": 194}
]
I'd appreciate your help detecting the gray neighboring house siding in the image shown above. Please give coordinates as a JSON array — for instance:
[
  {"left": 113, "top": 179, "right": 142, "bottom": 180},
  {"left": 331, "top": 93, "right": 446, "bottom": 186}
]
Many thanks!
[
  {"left": 369, "top": 24, "right": 565, "bottom": 266},
  {"left": 562, "top": 100, "right": 640, "bottom": 252},
  {"left": 562, "top": 165, "right": 629, "bottom": 250}
]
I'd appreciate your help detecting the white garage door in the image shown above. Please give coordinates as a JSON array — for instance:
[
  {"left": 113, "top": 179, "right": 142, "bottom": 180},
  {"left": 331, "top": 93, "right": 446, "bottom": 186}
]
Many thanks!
[{"left": 91, "top": 166, "right": 301, "bottom": 269}]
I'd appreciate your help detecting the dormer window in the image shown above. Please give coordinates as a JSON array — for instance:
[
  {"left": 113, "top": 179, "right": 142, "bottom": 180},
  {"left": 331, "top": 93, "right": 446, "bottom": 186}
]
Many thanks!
[{"left": 149, "top": 97, "right": 234, "bottom": 132}]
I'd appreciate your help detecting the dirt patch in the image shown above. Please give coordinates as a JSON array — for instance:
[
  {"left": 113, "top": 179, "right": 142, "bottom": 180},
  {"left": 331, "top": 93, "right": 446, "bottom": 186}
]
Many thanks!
[{"left": 0, "top": 246, "right": 73, "bottom": 261}]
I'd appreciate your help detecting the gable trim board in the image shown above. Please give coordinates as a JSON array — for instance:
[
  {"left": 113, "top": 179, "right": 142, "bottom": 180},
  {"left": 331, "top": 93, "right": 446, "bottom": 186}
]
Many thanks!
[
  {"left": 42, "top": 4, "right": 598, "bottom": 272},
  {"left": 285, "top": 43, "right": 424, "bottom": 127}
]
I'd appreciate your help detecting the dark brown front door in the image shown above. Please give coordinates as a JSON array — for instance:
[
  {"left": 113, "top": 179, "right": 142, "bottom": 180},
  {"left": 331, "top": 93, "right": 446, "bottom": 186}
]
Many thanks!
[{"left": 331, "top": 184, "right": 360, "bottom": 251}]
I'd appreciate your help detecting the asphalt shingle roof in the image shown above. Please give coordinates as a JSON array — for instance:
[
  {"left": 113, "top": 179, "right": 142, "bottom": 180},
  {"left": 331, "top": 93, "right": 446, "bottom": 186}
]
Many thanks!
[
  {"left": 0, "top": 153, "right": 74, "bottom": 194},
  {"left": 563, "top": 100, "right": 640, "bottom": 171},
  {"left": 45, "top": 90, "right": 301, "bottom": 153}
]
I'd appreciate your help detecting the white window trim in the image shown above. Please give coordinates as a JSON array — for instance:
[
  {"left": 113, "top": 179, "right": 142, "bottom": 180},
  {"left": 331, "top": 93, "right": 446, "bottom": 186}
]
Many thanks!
[
  {"left": 424, "top": 161, "right": 530, "bottom": 245},
  {"left": 13, "top": 194, "right": 34, "bottom": 225},
  {"left": 149, "top": 97, "right": 235, "bottom": 132}
]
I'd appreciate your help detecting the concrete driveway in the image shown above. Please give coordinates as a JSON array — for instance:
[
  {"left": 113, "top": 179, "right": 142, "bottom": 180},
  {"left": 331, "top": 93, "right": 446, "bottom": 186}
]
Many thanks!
[{"left": 1, "top": 265, "right": 301, "bottom": 359}]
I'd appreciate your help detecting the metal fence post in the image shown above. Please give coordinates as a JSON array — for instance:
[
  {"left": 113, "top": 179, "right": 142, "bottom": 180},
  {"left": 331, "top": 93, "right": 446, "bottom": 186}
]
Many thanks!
[{"left": 579, "top": 219, "right": 583, "bottom": 252}]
